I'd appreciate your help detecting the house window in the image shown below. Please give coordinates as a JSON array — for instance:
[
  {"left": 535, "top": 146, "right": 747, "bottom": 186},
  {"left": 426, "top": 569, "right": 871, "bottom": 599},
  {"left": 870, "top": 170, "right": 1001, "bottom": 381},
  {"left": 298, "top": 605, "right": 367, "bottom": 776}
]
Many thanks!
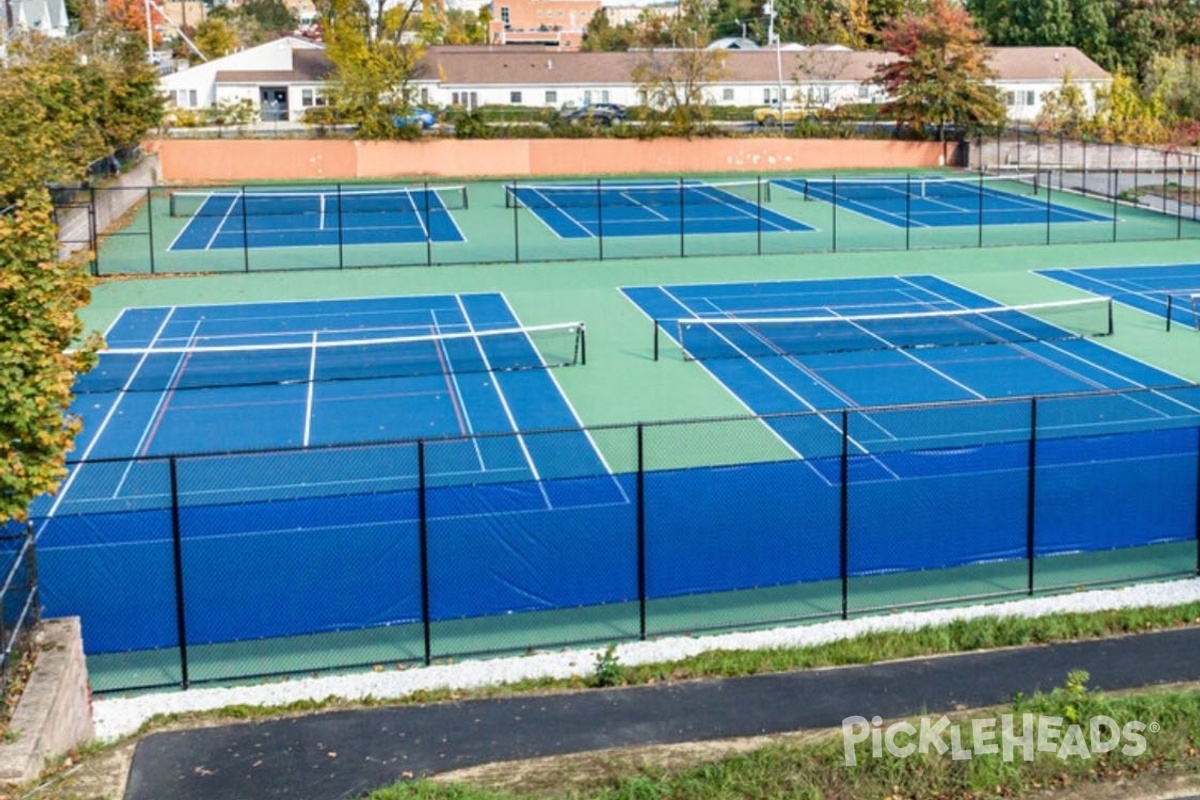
[
  {"left": 858, "top": 84, "right": 869, "bottom": 99},
  {"left": 583, "top": 90, "right": 592, "bottom": 104},
  {"left": 500, "top": 6, "right": 509, "bottom": 25},
  {"left": 300, "top": 88, "right": 326, "bottom": 107},
  {"left": 1005, "top": 91, "right": 1016, "bottom": 106},
  {"left": 722, "top": 88, "right": 734, "bottom": 102},
  {"left": 187, "top": 89, "right": 197, "bottom": 107},
  {"left": 545, "top": 90, "right": 557, "bottom": 104},
  {"left": 511, "top": 91, "right": 522, "bottom": 103},
  {"left": 600, "top": 90, "right": 609, "bottom": 102},
  {"left": 1024, "top": 90, "right": 1036, "bottom": 105},
  {"left": 763, "top": 88, "right": 773, "bottom": 103}
]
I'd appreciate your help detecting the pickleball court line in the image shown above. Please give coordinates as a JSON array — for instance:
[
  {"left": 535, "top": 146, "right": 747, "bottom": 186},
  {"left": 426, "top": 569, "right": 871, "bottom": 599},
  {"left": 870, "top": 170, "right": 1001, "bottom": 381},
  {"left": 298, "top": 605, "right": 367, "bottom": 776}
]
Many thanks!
[
  {"left": 896, "top": 276, "right": 1200, "bottom": 422},
  {"left": 495, "top": 293, "right": 629, "bottom": 504},
  {"left": 40, "top": 307, "right": 179, "bottom": 526}
]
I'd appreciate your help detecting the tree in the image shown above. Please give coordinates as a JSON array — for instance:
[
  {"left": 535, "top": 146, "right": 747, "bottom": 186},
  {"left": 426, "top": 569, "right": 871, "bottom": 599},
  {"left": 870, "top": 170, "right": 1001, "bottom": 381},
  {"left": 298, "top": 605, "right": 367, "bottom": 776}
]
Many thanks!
[
  {"left": 873, "top": 0, "right": 1006, "bottom": 139},
  {"left": 581, "top": 9, "right": 637, "bottom": 52},
  {"left": 631, "top": 3, "right": 727, "bottom": 132},
  {"left": 318, "top": 0, "right": 427, "bottom": 137},
  {"left": 1035, "top": 72, "right": 1089, "bottom": 137},
  {"left": 1146, "top": 52, "right": 1200, "bottom": 123},
  {"left": 1090, "top": 69, "right": 1167, "bottom": 143},
  {"left": 240, "top": 0, "right": 297, "bottom": 34},
  {"left": 195, "top": 17, "right": 240, "bottom": 59}
]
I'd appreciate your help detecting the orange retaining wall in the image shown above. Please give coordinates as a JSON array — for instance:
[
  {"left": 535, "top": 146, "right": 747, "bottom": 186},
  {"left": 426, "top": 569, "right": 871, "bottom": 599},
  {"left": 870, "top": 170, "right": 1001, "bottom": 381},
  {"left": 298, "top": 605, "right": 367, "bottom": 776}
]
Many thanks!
[{"left": 147, "top": 138, "right": 955, "bottom": 183}]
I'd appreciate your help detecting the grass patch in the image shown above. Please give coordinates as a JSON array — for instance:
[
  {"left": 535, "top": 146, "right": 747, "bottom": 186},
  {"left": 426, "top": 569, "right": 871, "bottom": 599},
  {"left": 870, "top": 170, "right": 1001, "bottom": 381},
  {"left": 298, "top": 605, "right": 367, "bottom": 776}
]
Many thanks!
[{"left": 366, "top": 675, "right": 1200, "bottom": 800}]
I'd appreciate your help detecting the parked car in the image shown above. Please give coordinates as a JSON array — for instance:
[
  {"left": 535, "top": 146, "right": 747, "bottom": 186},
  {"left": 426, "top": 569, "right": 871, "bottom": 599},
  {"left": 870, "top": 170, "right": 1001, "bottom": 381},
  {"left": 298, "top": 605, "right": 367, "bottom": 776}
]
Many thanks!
[
  {"left": 560, "top": 103, "right": 627, "bottom": 126},
  {"left": 752, "top": 104, "right": 810, "bottom": 126},
  {"left": 393, "top": 108, "right": 438, "bottom": 129}
]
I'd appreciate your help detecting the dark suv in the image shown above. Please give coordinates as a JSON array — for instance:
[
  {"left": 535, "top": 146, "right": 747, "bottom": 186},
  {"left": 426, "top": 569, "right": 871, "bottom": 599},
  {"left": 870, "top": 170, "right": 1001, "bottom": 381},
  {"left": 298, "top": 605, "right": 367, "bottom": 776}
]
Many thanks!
[{"left": 560, "top": 103, "right": 627, "bottom": 126}]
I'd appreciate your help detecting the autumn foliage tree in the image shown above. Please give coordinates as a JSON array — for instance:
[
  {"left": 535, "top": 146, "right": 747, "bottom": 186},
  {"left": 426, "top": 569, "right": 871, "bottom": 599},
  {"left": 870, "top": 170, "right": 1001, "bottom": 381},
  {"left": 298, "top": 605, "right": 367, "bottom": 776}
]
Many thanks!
[
  {"left": 318, "top": 0, "right": 427, "bottom": 138},
  {"left": 873, "top": 0, "right": 1005, "bottom": 139},
  {"left": 0, "top": 36, "right": 159, "bottom": 522}
]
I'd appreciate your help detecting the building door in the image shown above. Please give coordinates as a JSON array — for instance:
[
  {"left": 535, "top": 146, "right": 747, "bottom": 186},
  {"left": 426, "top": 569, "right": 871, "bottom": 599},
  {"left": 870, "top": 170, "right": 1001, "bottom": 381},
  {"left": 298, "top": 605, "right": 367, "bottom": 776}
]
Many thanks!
[{"left": 260, "top": 86, "right": 289, "bottom": 121}]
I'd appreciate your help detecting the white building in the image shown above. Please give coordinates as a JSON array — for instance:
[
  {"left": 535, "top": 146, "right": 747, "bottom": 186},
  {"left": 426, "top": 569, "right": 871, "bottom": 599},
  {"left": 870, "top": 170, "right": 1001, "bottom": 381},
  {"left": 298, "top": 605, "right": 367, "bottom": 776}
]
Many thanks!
[
  {"left": 159, "top": 39, "right": 1110, "bottom": 126},
  {"left": 6, "top": 0, "right": 70, "bottom": 37}
]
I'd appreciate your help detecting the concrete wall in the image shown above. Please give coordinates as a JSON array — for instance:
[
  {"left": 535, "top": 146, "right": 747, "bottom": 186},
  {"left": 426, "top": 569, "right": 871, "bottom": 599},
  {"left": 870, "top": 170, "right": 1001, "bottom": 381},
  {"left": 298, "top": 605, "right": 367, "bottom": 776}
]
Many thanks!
[
  {"left": 0, "top": 619, "right": 93, "bottom": 786},
  {"left": 147, "top": 137, "right": 957, "bottom": 182}
]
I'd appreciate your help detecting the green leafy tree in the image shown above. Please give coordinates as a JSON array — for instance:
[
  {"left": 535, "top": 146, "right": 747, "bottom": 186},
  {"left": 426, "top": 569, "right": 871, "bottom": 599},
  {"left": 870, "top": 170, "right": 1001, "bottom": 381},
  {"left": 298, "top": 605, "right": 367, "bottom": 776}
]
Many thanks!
[
  {"left": 631, "top": 3, "right": 727, "bottom": 132},
  {"left": 318, "top": 0, "right": 427, "bottom": 137},
  {"left": 195, "top": 17, "right": 240, "bottom": 59},
  {"left": 873, "top": 0, "right": 1006, "bottom": 139},
  {"left": 240, "top": 0, "right": 297, "bottom": 34},
  {"left": 581, "top": 9, "right": 637, "bottom": 52},
  {"left": 1035, "top": 72, "right": 1089, "bottom": 136},
  {"left": 1090, "top": 68, "right": 1167, "bottom": 143},
  {"left": 1146, "top": 52, "right": 1200, "bottom": 123},
  {"left": 0, "top": 192, "right": 100, "bottom": 523}
]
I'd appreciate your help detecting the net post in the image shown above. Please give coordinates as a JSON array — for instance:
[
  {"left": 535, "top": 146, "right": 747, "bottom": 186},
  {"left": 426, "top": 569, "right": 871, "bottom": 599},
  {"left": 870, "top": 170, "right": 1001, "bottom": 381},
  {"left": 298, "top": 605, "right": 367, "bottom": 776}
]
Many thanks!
[
  {"left": 578, "top": 322, "right": 587, "bottom": 366},
  {"left": 1166, "top": 295, "right": 1174, "bottom": 332},
  {"left": 1105, "top": 297, "right": 1113, "bottom": 336},
  {"left": 652, "top": 320, "right": 660, "bottom": 362},
  {"left": 636, "top": 423, "right": 646, "bottom": 641},
  {"left": 462, "top": 184, "right": 469, "bottom": 211},
  {"left": 1026, "top": 397, "right": 1037, "bottom": 596},
  {"left": 839, "top": 408, "right": 849, "bottom": 620},
  {"left": 169, "top": 456, "right": 191, "bottom": 690},
  {"left": 418, "top": 439, "right": 432, "bottom": 666}
]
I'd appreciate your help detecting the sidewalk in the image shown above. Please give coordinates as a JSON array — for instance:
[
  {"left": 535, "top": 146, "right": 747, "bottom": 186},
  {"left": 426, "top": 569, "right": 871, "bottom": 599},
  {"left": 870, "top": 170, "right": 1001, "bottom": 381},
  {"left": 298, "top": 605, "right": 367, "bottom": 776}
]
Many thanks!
[{"left": 124, "top": 626, "right": 1200, "bottom": 800}]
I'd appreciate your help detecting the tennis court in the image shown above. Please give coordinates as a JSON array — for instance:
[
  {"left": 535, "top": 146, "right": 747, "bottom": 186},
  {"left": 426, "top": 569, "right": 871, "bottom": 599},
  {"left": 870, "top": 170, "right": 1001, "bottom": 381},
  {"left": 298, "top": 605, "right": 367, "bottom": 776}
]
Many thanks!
[
  {"left": 1038, "top": 263, "right": 1200, "bottom": 330},
  {"left": 505, "top": 179, "right": 814, "bottom": 239},
  {"left": 52, "top": 293, "right": 610, "bottom": 507},
  {"left": 773, "top": 175, "right": 1112, "bottom": 228},
  {"left": 626, "top": 275, "right": 1192, "bottom": 453},
  {"left": 167, "top": 186, "right": 468, "bottom": 251}
]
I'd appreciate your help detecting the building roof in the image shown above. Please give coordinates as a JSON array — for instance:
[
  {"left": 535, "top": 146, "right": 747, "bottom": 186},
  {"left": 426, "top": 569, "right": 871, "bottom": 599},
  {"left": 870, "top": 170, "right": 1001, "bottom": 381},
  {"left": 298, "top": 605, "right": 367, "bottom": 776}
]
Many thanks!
[
  {"left": 214, "top": 48, "right": 334, "bottom": 84},
  {"left": 985, "top": 46, "right": 1109, "bottom": 81},
  {"left": 414, "top": 45, "right": 1107, "bottom": 87}
]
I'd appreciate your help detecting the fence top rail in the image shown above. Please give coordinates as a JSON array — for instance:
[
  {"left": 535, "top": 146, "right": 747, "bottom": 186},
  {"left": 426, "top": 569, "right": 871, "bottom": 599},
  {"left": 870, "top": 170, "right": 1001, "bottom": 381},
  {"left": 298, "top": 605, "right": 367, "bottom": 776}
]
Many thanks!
[{"left": 60, "top": 381, "right": 1200, "bottom": 468}]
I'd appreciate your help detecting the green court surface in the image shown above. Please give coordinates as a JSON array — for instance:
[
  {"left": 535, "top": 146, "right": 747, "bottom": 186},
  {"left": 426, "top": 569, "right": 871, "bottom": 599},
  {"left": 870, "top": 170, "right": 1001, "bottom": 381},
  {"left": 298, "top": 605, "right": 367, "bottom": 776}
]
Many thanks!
[
  {"left": 88, "top": 172, "right": 1200, "bottom": 276},
  {"left": 78, "top": 230, "right": 1200, "bottom": 693}
]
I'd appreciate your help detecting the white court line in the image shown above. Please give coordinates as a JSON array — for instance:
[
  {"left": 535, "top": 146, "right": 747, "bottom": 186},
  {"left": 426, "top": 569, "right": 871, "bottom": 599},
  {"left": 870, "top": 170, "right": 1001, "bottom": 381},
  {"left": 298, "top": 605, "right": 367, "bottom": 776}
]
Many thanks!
[
  {"left": 406, "top": 191, "right": 430, "bottom": 240},
  {"left": 203, "top": 193, "right": 242, "bottom": 251},
  {"left": 521, "top": 187, "right": 595, "bottom": 239},
  {"left": 38, "top": 307, "right": 179, "bottom": 529},
  {"left": 456, "top": 296, "right": 553, "bottom": 508},
  {"left": 432, "top": 307, "right": 486, "bottom": 472},
  {"left": 111, "top": 318, "right": 204, "bottom": 497},
  {"left": 303, "top": 331, "right": 318, "bottom": 447},
  {"left": 618, "top": 191, "right": 669, "bottom": 221},
  {"left": 496, "top": 294, "right": 630, "bottom": 505},
  {"left": 894, "top": 276, "right": 1200, "bottom": 420}
]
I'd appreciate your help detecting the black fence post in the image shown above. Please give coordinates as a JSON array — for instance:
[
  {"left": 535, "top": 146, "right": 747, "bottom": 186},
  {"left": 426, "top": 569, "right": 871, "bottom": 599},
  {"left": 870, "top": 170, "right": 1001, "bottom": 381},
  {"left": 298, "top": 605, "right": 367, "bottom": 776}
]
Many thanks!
[
  {"left": 840, "top": 408, "right": 850, "bottom": 619},
  {"left": 831, "top": 174, "right": 838, "bottom": 253},
  {"left": 1178, "top": 167, "right": 1185, "bottom": 239},
  {"left": 240, "top": 186, "right": 250, "bottom": 273},
  {"left": 145, "top": 188, "right": 157, "bottom": 275},
  {"left": 905, "top": 174, "right": 912, "bottom": 250},
  {"left": 88, "top": 186, "right": 100, "bottom": 277},
  {"left": 596, "top": 179, "right": 604, "bottom": 262},
  {"left": 1112, "top": 168, "right": 1120, "bottom": 242},
  {"left": 756, "top": 175, "right": 764, "bottom": 256},
  {"left": 418, "top": 440, "right": 432, "bottom": 666},
  {"left": 1195, "top": 424, "right": 1200, "bottom": 576},
  {"left": 678, "top": 178, "right": 686, "bottom": 258},
  {"left": 637, "top": 424, "right": 647, "bottom": 641},
  {"left": 337, "top": 183, "right": 345, "bottom": 269},
  {"left": 977, "top": 170, "right": 985, "bottom": 247},
  {"left": 512, "top": 180, "right": 521, "bottom": 264},
  {"left": 1045, "top": 169, "right": 1053, "bottom": 246},
  {"left": 169, "top": 457, "right": 190, "bottom": 689},
  {"left": 1027, "top": 398, "right": 1038, "bottom": 596},
  {"left": 424, "top": 180, "right": 433, "bottom": 267}
]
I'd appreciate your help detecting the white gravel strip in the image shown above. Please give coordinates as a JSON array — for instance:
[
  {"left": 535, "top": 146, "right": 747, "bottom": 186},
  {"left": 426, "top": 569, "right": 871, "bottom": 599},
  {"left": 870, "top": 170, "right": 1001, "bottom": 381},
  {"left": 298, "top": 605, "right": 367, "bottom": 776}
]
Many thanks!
[{"left": 92, "top": 577, "right": 1200, "bottom": 741}]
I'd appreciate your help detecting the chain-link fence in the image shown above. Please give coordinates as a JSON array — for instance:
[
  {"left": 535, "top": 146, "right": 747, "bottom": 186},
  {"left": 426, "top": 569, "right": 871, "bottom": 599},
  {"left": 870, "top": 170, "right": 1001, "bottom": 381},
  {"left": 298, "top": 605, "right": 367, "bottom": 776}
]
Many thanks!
[
  {"left": 0, "top": 525, "right": 39, "bottom": 704},
  {"left": 30, "top": 383, "right": 1200, "bottom": 694}
]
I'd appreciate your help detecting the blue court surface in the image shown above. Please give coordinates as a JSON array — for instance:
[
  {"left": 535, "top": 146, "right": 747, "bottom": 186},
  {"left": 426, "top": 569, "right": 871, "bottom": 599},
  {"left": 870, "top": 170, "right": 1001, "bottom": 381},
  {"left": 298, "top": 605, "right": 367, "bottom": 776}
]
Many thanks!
[
  {"left": 49, "top": 294, "right": 613, "bottom": 512},
  {"left": 773, "top": 176, "right": 1111, "bottom": 228},
  {"left": 168, "top": 187, "right": 467, "bottom": 251},
  {"left": 624, "top": 274, "right": 1196, "bottom": 455},
  {"left": 1038, "top": 263, "right": 1200, "bottom": 329},
  {"left": 508, "top": 180, "right": 814, "bottom": 239}
]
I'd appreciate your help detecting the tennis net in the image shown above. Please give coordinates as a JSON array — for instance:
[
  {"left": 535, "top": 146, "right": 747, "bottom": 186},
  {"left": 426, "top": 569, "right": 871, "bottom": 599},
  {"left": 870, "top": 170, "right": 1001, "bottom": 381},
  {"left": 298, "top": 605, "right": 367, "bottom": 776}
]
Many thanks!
[
  {"left": 505, "top": 179, "right": 772, "bottom": 210},
  {"left": 799, "top": 174, "right": 1039, "bottom": 203},
  {"left": 1165, "top": 292, "right": 1200, "bottom": 332},
  {"left": 653, "top": 298, "right": 1112, "bottom": 361},
  {"left": 76, "top": 322, "right": 586, "bottom": 394},
  {"left": 168, "top": 185, "right": 470, "bottom": 218}
]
